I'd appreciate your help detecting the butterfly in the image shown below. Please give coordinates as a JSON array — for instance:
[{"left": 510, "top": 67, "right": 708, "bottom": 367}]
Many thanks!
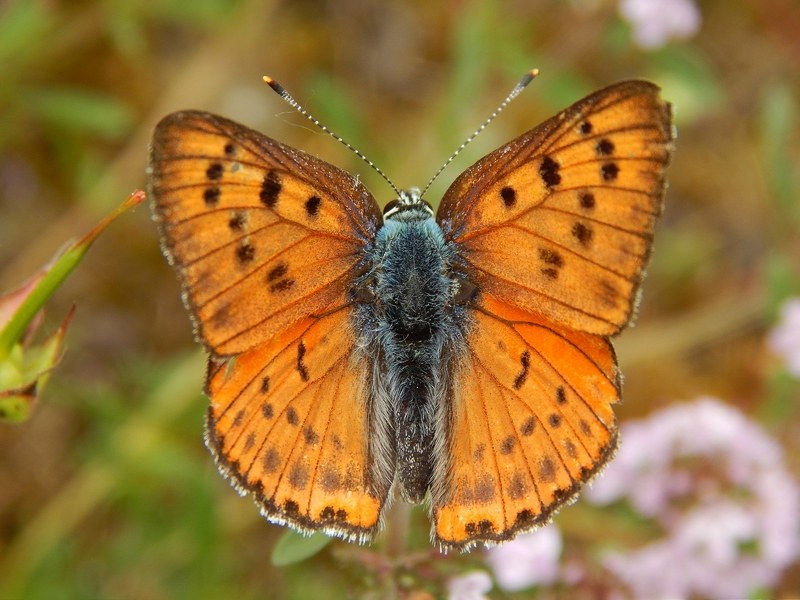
[{"left": 148, "top": 76, "right": 673, "bottom": 551}]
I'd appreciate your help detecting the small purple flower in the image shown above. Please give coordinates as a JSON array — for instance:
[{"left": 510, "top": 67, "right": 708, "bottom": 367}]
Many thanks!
[
  {"left": 587, "top": 398, "right": 800, "bottom": 598},
  {"left": 446, "top": 570, "right": 492, "bottom": 600},
  {"left": 768, "top": 297, "right": 800, "bottom": 377},
  {"left": 485, "top": 525, "right": 562, "bottom": 592},
  {"left": 619, "top": 0, "right": 701, "bottom": 49}
]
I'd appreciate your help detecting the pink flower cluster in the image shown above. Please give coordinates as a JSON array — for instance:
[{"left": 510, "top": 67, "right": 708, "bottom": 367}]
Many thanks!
[
  {"left": 618, "top": 0, "right": 701, "bottom": 49},
  {"left": 586, "top": 398, "right": 800, "bottom": 598}
]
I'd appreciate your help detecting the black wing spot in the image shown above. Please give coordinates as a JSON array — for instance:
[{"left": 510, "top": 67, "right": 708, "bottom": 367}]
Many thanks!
[
  {"left": 263, "top": 448, "right": 280, "bottom": 472},
  {"left": 579, "top": 191, "right": 595, "bottom": 209},
  {"left": 541, "top": 268, "right": 559, "bottom": 280},
  {"left": 601, "top": 162, "right": 619, "bottom": 181},
  {"left": 572, "top": 222, "right": 593, "bottom": 247},
  {"left": 320, "top": 470, "right": 341, "bottom": 492},
  {"left": 305, "top": 195, "right": 321, "bottom": 217},
  {"left": 224, "top": 142, "right": 236, "bottom": 156},
  {"left": 296, "top": 341, "right": 310, "bottom": 382},
  {"left": 286, "top": 406, "right": 299, "bottom": 426},
  {"left": 539, "top": 248, "right": 563, "bottom": 266},
  {"left": 303, "top": 426, "right": 319, "bottom": 445},
  {"left": 232, "top": 409, "right": 245, "bottom": 427},
  {"left": 556, "top": 386, "right": 567, "bottom": 404},
  {"left": 243, "top": 432, "right": 256, "bottom": 451},
  {"left": 539, "top": 456, "right": 556, "bottom": 483},
  {"left": 260, "top": 170, "right": 282, "bottom": 207},
  {"left": 500, "top": 186, "right": 517, "bottom": 208},
  {"left": 596, "top": 138, "right": 615, "bottom": 156},
  {"left": 268, "top": 263, "right": 289, "bottom": 281},
  {"left": 539, "top": 155, "right": 561, "bottom": 188},
  {"left": 549, "top": 414, "right": 562, "bottom": 428},
  {"left": 513, "top": 350, "right": 530, "bottom": 390},
  {"left": 228, "top": 211, "right": 246, "bottom": 231},
  {"left": 521, "top": 417, "right": 536, "bottom": 436},
  {"left": 500, "top": 436, "right": 516, "bottom": 455},
  {"left": 261, "top": 376, "right": 270, "bottom": 394},
  {"left": 539, "top": 248, "right": 563, "bottom": 280},
  {"left": 261, "top": 403, "right": 274, "bottom": 419},
  {"left": 580, "top": 121, "right": 593, "bottom": 135},
  {"left": 267, "top": 264, "right": 293, "bottom": 293},
  {"left": 288, "top": 463, "right": 309, "bottom": 489},
  {"left": 236, "top": 243, "right": 255, "bottom": 263},
  {"left": 270, "top": 279, "right": 295, "bottom": 293},
  {"left": 206, "top": 162, "right": 223, "bottom": 180},
  {"left": 203, "top": 187, "right": 220, "bottom": 205}
]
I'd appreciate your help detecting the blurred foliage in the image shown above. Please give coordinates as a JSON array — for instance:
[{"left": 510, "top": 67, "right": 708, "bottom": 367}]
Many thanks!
[{"left": 0, "top": 0, "right": 799, "bottom": 598}]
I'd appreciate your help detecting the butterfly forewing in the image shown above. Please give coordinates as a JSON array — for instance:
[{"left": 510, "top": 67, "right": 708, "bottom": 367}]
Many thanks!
[
  {"left": 437, "top": 81, "right": 673, "bottom": 336},
  {"left": 149, "top": 111, "right": 382, "bottom": 355}
]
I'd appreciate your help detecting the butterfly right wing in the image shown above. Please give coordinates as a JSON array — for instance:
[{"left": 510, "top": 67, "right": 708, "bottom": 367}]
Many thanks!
[{"left": 149, "top": 111, "right": 391, "bottom": 541}]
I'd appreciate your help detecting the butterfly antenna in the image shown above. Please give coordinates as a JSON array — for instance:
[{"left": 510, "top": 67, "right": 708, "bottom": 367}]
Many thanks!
[
  {"left": 263, "top": 76, "right": 403, "bottom": 197},
  {"left": 420, "top": 68, "right": 539, "bottom": 198}
]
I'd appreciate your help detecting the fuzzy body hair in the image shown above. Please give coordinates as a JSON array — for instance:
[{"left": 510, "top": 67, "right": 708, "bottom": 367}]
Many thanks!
[{"left": 352, "top": 206, "right": 470, "bottom": 506}]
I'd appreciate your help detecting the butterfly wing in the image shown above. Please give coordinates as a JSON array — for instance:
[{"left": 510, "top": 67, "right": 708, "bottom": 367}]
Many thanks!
[
  {"left": 437, "top": 80, "right": 673, "bottom": 336},
  {"left": 149, "top": 111, "right": 389, "bottom": 541},
  {"left": 431, "top": 81, "right": 673, "bottom": 549}
]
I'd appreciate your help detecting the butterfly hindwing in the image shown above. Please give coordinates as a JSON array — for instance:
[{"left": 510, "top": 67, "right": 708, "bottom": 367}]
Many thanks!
[
  {"left": 438, "top": 80, "right": 673, "bottom": 336},
  {"left": 149, "top": 111, "right": 382, "bottom": 355},
  {"left": 432, "top": 295, "right": 620, "bottom": 550},
  {"left": 205, "top": 309, "right": 388, "bottom": 541}
]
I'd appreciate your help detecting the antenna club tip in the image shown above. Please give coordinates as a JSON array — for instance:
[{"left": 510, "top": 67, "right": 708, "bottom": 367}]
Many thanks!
[
  {"left": 519, "top": 68, "right": 540, "bottom": 88},
  {"left": 262, "top": 75, "right": 286, "bottom": 95}
]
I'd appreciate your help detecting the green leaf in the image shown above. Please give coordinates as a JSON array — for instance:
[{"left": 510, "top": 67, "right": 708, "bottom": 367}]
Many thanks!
[{"left": 271, "top": 530, "right": 332, "bottom": 567}]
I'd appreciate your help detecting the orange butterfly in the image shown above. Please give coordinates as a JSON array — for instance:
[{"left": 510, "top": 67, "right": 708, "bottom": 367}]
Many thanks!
[{"left": 148, "top": 75, "right": 673, "bottom": 551}]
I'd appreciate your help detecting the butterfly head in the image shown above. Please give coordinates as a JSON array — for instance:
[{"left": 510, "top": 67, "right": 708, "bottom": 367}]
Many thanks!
[{"left": 382, "top": 188, "right": 434, "bottom": 222}]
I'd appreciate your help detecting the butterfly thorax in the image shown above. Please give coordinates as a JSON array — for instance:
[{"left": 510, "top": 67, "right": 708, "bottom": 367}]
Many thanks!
[{"left": 352, "top": 199, "right": 470, "bottom": 503}]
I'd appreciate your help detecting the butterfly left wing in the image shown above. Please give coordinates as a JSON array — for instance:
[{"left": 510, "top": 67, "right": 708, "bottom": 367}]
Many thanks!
[
  {"left": 149, "top": 112, "right": 391, "bottom": 541},
  {"left": 431, "top": 295, "right": 620, "bottom": 550}
]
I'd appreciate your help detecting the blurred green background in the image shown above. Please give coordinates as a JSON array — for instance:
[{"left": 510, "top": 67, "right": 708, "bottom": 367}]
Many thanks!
[{"left": 1, "top": 0, "right": 799, "bottom": 598}]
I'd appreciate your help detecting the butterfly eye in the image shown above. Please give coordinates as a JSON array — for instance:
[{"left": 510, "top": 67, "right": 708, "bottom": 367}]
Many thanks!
[
  {"left": 383, "top": 196, "right": 435, "bottom": 219},
  {"left": 382, "top": 199, "right": 400, "bottom": 216}
]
